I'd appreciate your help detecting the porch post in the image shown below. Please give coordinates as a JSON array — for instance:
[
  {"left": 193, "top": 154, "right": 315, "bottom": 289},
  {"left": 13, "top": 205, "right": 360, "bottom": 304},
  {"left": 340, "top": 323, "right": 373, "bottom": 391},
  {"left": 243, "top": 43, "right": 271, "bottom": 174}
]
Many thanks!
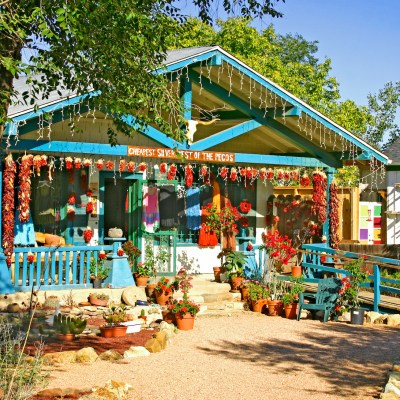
[
  {"left": 0, "top": 157, "right": 15, "bottom": 294},
  {"left": 323, "top": 169, "right": 335, "bottom": 248}
]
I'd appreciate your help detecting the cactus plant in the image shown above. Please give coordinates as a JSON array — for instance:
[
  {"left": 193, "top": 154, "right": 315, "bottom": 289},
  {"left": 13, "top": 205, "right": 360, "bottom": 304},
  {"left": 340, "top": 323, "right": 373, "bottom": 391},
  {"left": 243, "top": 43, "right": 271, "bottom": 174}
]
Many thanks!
[
  {"left": 43, "top": 296, "right": 60, "bottom": 309},
  {"left": 53, "top": 314, "right": 87, "bottom": 335}
]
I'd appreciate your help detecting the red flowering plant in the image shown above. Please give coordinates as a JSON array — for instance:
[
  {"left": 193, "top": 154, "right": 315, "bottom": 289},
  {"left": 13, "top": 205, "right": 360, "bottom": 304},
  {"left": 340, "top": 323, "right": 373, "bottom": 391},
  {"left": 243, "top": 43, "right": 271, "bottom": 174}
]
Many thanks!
[
  {"left": 334, "top": 257, "right": 369, "bottom": 315},
  {"left": 261, "top": 230, "right": 297, "bottom": 300},
  {"left": 89, "top": 250, "right": 110, "bottom": 280},
  {"left": 168, "top": 267, "right": 200, "bottom": 316},
  {"left": 282, "top": 278, "right": 304, "bottom": 305},
  {"left": 219, "top": 204, "right": 240, "bottom": 234},
  {"left": 154, "top": 276, "right": 179, "bottom": 295}
]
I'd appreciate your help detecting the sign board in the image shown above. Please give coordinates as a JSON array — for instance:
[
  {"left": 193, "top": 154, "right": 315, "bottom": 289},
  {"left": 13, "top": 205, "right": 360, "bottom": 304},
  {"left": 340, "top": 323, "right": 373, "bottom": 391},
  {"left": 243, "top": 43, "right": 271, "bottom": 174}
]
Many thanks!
[{"left": 127, "top": 146, "right": 235, "bottom": 164}]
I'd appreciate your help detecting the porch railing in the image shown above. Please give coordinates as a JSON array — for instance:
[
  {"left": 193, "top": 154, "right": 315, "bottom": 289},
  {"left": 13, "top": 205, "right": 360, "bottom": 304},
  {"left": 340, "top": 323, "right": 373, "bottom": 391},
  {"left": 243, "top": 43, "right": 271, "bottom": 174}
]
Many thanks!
[
  {"left": 302, "top": 243, "right": 400, "bottom": 312},
  {"left": 12, "top": 245, "right": 113, "bottom": 291}
]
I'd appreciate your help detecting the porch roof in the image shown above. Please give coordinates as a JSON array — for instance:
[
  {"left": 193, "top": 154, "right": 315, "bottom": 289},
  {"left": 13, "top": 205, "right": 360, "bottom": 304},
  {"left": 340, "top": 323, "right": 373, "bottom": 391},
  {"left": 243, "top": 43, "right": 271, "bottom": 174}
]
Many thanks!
[{"left": 6, "top": 46, "right": 388, "bottom": 168}]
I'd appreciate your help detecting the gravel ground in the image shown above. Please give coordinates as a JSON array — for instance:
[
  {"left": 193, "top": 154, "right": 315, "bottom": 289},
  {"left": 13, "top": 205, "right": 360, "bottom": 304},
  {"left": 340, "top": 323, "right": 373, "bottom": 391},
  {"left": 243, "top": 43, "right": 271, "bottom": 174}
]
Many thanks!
[{"left": 45, "top": 312, "right": 399, "bottom": 400}]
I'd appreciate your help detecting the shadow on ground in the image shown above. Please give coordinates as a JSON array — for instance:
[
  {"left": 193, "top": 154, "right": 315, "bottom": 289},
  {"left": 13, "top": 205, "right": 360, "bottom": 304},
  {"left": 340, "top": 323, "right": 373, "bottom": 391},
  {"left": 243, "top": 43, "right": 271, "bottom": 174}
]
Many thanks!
[{"left": 197, "top": 321, "right": 399, "bottom": 398}]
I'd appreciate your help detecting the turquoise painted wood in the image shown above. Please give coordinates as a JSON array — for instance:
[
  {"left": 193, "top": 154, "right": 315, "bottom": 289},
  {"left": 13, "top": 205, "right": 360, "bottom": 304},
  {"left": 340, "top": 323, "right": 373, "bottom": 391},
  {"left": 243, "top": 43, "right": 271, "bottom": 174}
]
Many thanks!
[
  {"left": 12, "top": 245, "right": 113, "bottom": 291},
  {"left": 302, "top": 243, "right": 400, "bottom": 313},
  {"left": 190, "top": 120, "right": 262, "bottom": 150},
  {"left": 121, "top": 115, "right": 185, "bottom": 149},
  {"left": 6, "top": 92, "right": 99, "bottom": 136},
  {"left": 297, "top": 278, "right": 342, "bottom": 322},
  {"left": 188, "top": 71, "right": 341, "bottom": 168},
  {"left": 217, "top": 52, "right": 387, "bottom": 165}
]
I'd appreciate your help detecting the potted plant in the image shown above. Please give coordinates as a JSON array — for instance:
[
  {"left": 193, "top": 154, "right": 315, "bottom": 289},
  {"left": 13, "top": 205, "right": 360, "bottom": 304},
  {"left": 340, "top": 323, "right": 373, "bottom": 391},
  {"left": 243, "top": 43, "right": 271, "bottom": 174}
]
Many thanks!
[
  {"left": 89, "top": 250, "right": 110, "bottom": 288},
  {"left": 261, "top": 230, "right": 297, "bottom": 316},
  {"left": 88, "top": 292, "right": 109, "bottom": 307},
  {"left": 154, "top": 276, "right": 179, "bottom": 305},
  {"left": 53, "top": 314, "right": 87, "bottom": 341},
  {"left": 122, "top": 240, "right": 141, "bottom": 270},
  {"left": 282, "top": 278, "right": 304, "bottom": 319},
  {"left": 101, "top": 304, "right": 128, "bottom": 337},
  {"left": 247, "top": 280, "right": 269, "bottom": 312},
  {"left": 218, "top": 249, "right": 247, "bottom": 291},
  {"left": 335, "top": 257, "right": 369, "bottom": 324},
  {"left": 168, "top": 267, "right": 200, "bottom": 330}
]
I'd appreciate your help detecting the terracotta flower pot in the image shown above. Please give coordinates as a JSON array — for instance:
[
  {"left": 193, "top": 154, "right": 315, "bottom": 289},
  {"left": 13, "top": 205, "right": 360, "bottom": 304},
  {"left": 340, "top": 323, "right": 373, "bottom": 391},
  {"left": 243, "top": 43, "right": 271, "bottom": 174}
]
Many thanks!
[
  {"left": 134, "top": 274, "right": 149, "bottom": 287},
  {"left": 291, "top": 265, "right": 302, "bottom": 278},
  {"left": 213, "top": 267, "right": 222, "bottom": 283},
  {"left": 89, "top": 296, "right": 108, "bottom": 307},
  {"left": 57, "top": 333, "right": 75, "bottom": 342},
  {"left": 111, "top": 325, "right": 128, "bottom": 337},
  {"left": 162, "top": 310, "right": 176, "bottom": 324},
  {"left": 146, "top": 283, "right": 157, "bottom": 299},
  {"left": 241, "top": 287, "right": 249, "bottom": 302},
  {"left": 100, "top": 326, "right": 113, "bottom": 338},
  {"left": 230, "top": 276, "right": 244, "bottom": 292},
  {"left": 175, "top": 313, "right": 195, "bottom": 330},
  {"left": 251, "top": 299, "right": 267, "bottom": 313},
  {"left": 155, "top": 291, "right": 173, "bottom": 306},
  {"left": 284, "top": 303, "right": 298, "bottom": 319},
  {"left": 267, "top": 300, "right": 284, "bottom": 317}
]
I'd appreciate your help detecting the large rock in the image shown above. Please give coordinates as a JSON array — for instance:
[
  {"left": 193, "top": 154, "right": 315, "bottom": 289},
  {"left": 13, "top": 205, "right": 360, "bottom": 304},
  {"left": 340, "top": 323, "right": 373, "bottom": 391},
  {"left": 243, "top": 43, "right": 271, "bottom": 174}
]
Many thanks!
[
  {"left": 98, "top": 350, "right": 123, "bottom": 362},
  {"left": 374, "top": 315, "right": 388, "bottom": 325},
  {"left": 365, "top": 311, "right": 382, "bottom": 324},
  {"left": 6, "top": 303, "right": 21, "bottom": 313},
  {"left": 76, "top": 347, "right": 98, "bottom": 363},
  {"left": 144, "top": 338, "right": 162, "bottom": 353},
  {"left": 121, "top": 286, "right": 147, "bottom": 306},
  {"left": 123, "top": 346, "right": 150, "bottom": 359},
  {"left": 159, "top": 321, "right": 177, "bottom": 343},
  {"left": 43, "top": 350, "right": 77, "bottom": 365},
  {"left": 154, "top": 331, "right": 167, "bottom": 350},
  {"left": 36, "top": 387, "right": 88, "bottom": 398},
  {"left": 387, "top": 314, "right": 400, "bottom": 327},
  {"left": 78, "top": 380, "right": 132, "bottom": 400}
]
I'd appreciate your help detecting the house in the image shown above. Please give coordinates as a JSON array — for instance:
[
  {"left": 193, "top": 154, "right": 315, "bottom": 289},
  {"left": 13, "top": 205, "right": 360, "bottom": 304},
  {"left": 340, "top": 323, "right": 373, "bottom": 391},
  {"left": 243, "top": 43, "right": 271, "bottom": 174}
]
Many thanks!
[{"left": 2, "top": 46, "right": 388, "bottom": 293}]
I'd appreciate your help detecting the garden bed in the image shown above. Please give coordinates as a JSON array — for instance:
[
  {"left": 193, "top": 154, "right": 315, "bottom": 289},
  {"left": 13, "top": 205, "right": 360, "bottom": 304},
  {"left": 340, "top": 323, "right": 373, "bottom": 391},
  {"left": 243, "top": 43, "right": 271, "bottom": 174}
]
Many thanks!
[{"left": 24, "top": 317, "right": 156, "bottom": 356}]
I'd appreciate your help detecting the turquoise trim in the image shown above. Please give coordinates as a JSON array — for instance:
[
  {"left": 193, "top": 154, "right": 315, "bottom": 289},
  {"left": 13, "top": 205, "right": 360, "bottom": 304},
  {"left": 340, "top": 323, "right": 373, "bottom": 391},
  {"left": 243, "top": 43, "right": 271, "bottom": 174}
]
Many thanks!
[
  {"left": 218, "top": 53, "right": 387, "bottom": 164},
  {"left": 181, "top": 78, "right": 192, "bottom": 120},
  {"left": 234, "top": 153, "right": 329, "bottom": 167},
  {"left": 156, "top": 52, "right": 221, "bottom": 74},
  {"left": 121, "top": 115, "right": 185, "bottom": 149},
  {"left": 6, "top": 92, "right": 99, "bottom": 136},
  {"left": 190, "top": 120, "right": 262, "bottom": 151},
  {"left": 189, "top": 71, "right": 340, "bottom": 168}
]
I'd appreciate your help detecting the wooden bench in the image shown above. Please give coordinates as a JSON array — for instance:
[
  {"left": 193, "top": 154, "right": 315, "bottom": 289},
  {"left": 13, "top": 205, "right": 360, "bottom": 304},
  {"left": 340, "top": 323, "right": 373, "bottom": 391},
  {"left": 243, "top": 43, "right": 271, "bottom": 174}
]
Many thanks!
[{"left": 297, "top": 278, "right": 342, "bottom": 323}]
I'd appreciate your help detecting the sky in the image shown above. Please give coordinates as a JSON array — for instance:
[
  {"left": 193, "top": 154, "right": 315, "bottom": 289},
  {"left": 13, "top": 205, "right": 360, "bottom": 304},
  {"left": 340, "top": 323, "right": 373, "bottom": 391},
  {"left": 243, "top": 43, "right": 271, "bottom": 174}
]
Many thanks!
[{"left": 182, "top": 0, "right": 400, "bottom": 107}]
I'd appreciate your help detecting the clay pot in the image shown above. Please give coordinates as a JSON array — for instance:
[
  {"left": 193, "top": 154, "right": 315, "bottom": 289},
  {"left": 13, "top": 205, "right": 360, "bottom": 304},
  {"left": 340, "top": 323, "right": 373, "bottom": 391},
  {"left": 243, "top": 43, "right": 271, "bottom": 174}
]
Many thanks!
[
  {"left": 100, "top": 326, "right": 113, "bottom": 338},
  {"left": 230, "top": 276, "right": 244, "bottom": 292},
  {"left": 57, "top": 333, "right": 75, "bottom": 342},
  {"left": 155, "top": 291, "right": 173, "bottom": 306},
  {"left": 241, "top": 287, "right": 250, "bottom": 302},
  {"left": 134, "top": 274, "right": 149, "bottom": 287},
  {"left": 251, "top": 299, "right": 267, "bottom": 313},
  {"left": 175, "top": 313, "right": 195, "bottom": 330},
  {"left": 267, "top": 300, "right": 284, "bottom": 317},
  {"left": 284, "top": 303, "right": 298, "bottom": 319},
  {"left": 89, "top": 296, "right": 108, "bottom": 307},
  {"left": 162, "top": 310, "right": 176, "bottom": 324},
  {"left": 146, "top": 283, "right": 157, "bottom": 299},
  {"left": 213, "top": 267, "right": 222, "bottom": 283},
  {"left": 291, "top": 265, "right": 302, "bottom": 278}
]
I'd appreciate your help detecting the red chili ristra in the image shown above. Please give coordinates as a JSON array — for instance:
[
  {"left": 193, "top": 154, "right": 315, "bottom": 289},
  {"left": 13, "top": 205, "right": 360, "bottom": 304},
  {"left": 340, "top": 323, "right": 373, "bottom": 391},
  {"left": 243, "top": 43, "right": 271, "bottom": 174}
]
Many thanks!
[
  {"left": 329, "top": 182, "right": 340, "bottom": 249},
  {"left": 2, "top": 155, "right": 16, "bottom": 266},
  {"left": 17, "top": 154, "right": 33, "bottom": 223}
]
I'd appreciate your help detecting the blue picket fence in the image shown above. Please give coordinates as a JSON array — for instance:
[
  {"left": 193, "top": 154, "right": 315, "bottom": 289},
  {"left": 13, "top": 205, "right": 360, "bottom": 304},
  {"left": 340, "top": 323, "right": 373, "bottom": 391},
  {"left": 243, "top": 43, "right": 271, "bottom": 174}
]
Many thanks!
[{"left": 12, "top": 245, "right": 113, "bottom": 291}]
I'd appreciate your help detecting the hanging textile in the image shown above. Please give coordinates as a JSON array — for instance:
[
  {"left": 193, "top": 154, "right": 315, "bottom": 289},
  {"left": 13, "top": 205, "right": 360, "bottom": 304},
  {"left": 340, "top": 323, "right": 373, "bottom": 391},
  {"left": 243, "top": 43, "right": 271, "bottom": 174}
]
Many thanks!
[
  {"left": 176, "top": 184, "right": 186, "bottom": 229},
  {"left": 159, "top": 185, "right": 178, "bottom": 228},
  {"left": 198, "top": 224, "right": 219, "bottom": 247},
  {"left": 186, "top": 187, "right": 201, "bottom": 230},
  {"left": 212, "top": 180, "right": 221, "bottom": 212},
  {"left": 142, "top": 185, "right": 160, "bottom": 233}
]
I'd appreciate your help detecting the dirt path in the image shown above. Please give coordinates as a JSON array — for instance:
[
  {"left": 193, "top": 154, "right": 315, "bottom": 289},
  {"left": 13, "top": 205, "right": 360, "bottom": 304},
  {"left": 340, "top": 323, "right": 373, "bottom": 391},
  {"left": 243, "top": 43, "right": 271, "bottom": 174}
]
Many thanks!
[{"left": 45, "top": 312, "right": 399, "bottom": 400}]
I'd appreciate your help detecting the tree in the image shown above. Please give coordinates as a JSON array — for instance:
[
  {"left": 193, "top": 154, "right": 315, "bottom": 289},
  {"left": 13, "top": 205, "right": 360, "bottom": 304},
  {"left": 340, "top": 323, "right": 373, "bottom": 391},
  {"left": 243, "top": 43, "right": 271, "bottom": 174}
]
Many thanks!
[
  {"left": 365, "top": 82, "right": 400, "bottom": 149},
  {"left": 1, "top": 0, "right": 287, "bottom": 143}
]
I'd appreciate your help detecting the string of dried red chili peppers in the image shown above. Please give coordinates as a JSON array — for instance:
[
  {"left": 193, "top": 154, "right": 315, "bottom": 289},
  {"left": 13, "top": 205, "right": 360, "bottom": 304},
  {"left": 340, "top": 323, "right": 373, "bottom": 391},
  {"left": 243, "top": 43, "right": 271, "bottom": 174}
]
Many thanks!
[
  {"left": 311, "top": 171, "right": 327, "bottom": 224},
  {"left": 329, "top": 182, "right": 340, "bottom": 249},
  {"left": 18, "top": 154, "right": 33, "bottom": 223},
  {"left": 2, "top": 155, "right": 16, "bottom": 266}
]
